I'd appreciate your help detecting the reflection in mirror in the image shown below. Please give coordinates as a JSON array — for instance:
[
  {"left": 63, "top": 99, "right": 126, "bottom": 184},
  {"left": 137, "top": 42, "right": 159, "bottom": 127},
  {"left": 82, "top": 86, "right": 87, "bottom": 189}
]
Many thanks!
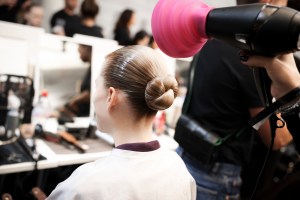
[{"left": 37, "top": 34, "right": 91, "bottom": 118}]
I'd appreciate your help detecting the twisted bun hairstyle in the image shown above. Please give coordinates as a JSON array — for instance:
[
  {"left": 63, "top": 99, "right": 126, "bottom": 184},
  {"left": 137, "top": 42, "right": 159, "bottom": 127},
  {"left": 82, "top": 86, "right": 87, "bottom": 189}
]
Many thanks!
[
  {"left": 145, "top": 76, "right": 178, "bottom": 110},
  {"left": 102, "top": 45, "right": 178, "bottom": 118}
]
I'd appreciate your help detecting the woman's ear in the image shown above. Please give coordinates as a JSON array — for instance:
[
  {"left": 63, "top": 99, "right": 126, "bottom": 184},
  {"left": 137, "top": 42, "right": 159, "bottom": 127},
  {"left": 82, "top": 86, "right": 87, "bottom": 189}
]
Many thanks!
[{"left": 107, "top": 87, "right": 118, "bottom": 111}]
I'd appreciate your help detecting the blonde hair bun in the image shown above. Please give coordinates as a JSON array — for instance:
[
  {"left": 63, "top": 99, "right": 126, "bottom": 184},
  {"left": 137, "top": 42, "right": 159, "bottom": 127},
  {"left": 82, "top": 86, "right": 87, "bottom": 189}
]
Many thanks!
[{"left": 145, "top": 75, "right": 179, "bottom": 110}]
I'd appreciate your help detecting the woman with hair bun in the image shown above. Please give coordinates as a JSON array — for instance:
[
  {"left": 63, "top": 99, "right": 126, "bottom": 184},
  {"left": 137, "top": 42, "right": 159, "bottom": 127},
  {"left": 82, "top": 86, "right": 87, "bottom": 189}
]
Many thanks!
[{"left": 47, "top": 45, "right": 196, "bottom": 200}]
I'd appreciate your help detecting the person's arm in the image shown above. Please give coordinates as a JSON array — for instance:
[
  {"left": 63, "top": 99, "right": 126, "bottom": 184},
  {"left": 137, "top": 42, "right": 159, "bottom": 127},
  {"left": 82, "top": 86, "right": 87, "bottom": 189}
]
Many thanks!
[
  {"left": 68, "top": 90, "right": 90, "bottom": 108},
  {"left": 241, "top": 53, "right": 300, "bottom": 153},
  {"left": 59, "top": 91, "right": 90, "bottom": 117}
]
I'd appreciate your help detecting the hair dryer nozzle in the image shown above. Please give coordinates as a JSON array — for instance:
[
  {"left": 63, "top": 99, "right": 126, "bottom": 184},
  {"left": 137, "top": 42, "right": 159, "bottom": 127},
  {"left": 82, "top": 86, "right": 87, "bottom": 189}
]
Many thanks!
[
  {"left": 151, "top": 0, "right": 213, "bottom": 58},
  {"left": 152, "top": 1, "right": 300, "bottom": 58}
]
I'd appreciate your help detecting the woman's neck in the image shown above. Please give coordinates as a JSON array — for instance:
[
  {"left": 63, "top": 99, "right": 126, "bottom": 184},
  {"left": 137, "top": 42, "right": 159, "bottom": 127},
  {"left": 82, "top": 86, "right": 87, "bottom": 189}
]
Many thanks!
[{"left": 112, "top": 117, "right": 154, "bottom": 146}]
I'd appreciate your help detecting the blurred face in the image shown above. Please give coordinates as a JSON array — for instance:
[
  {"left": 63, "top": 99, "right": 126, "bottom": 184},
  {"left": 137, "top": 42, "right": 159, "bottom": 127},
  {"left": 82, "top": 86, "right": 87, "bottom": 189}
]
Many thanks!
[
  {"left": 128, "top": 13, "right": 136, "bottom": 27},
  {"left": 137, "top": 36, "right": 150, "bottom": 46},
  {"left": 65, "top": 0, "right": 77, "bottom": 10},
  {"left": 94, "top": 74, "right": 111, "bottom": 133},
  {"left": 26, "top": 6, "right": 44, "bottom": 27}
]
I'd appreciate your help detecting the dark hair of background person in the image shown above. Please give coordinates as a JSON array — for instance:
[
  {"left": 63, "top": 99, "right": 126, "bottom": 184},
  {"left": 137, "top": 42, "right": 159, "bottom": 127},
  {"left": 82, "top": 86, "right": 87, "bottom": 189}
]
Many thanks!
[
  {"left": 102, "top": 46, "right": 178, "bottom": 119},
  {"left": 24, "top": 2, "right": 41, "bottom": 12},
  {"left": 67, "top": 0, "right": 103, "bottom": 37},
  {"left": 114, "top": 9, "right": 134, "bottom": 32},
  {"left": 149, "top": 35, "right": 155, "bottom": 46},
  {"left": 148, "top": 35, "right": 158, "bottom": 49},
  {"left": 131, "top": 30, "right": 149, "bottom": 45},
  {"left": 80, "top": 0, "right": 99, "bottom": 19},
  {"left": 113, "top": 9, "right": 135, "bottom": 45},
  {"left": 0, "top": 0, "right": 30, "bottom": 23}
]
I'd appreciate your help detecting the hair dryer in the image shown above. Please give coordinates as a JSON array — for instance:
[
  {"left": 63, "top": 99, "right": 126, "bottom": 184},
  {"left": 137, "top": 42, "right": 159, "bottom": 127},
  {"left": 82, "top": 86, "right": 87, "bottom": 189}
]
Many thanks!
[
  {"left": 151, "top": 0, "right": 300, "bottom": 58},
  {"left": 151, "top": 0, "right": 300, "bottom": 130}
]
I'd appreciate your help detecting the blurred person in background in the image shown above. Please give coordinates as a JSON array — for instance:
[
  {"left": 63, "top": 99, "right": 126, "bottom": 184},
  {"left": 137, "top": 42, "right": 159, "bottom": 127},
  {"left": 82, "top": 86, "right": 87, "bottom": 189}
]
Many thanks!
[
  {"left": 23, "top": 2, "right": 43, "bottom": 27},
  {"left": 174, "top": 0, "right": 293, "bottom": 199},
  {"left": 149, "top": 35, "right": 158, "bottom": 49},
  {"left": 58, "top": 44, "right": 92, "bottom": 118},
  {"left": 113, "top": 9, "right": 136, "bottom": 46},
  {"left": 67, "top": 0, "right": 103, "bottom": 38},
  {"left": 131, "top": 30, "right": 150, "bottom": 46},
  {"left": 50, "top": 0, "right": 81, "bottom": 36},
  {"left": 0, "top": 0, "right": 31, "bottom": 23}
]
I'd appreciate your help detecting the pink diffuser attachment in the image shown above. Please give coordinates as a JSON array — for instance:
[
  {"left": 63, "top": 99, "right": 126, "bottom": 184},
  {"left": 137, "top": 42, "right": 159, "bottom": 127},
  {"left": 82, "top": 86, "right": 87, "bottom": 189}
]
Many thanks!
[{"left": 151, "top": 0, "right": 213, "bottom": 58}]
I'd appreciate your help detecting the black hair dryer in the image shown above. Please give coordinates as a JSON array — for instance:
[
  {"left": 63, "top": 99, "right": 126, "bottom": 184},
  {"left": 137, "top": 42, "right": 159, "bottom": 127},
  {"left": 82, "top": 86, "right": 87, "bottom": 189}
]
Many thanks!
[
  {"left": 207, "top": 4, "right": 300, "bottom": 117},
  {"left": 206, "top": 4, "right": 300, "bottom": 56},
  {"left": 151, "top": 1, "right": 300, "bottom": 129}
]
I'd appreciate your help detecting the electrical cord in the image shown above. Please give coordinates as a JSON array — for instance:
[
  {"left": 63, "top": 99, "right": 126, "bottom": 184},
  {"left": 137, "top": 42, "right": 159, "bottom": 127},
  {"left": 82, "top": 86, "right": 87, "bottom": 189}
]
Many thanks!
[
  {"left": 249, "top": 130, "right": 274, "bottom": 200},
  {"left": 249, "top": 113, "right": 283, "bottom": 200}
]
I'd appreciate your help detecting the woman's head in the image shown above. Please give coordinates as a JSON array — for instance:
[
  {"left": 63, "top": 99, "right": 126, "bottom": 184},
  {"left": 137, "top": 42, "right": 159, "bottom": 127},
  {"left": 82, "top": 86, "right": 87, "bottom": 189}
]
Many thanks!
[
  {"left": 115, "top": 9, "right": 136, "bottom": 30},
  {"left": 132, "top": 30, "right": 150, "bottom": 46},
  {"left": 80, "top": 0, "right": 99, "bottom": 19},
  {"left": 94, "top": 46, "right": 178, "bottom": 131},
  {"left": 149, "top": 35, "right": 158, "bottom": 49},
  {"left": 24, "top": 3, "right": 44, "bottom": 27},
  {"left": 78, "top": 45, "right": 92, "bottom": 63}
]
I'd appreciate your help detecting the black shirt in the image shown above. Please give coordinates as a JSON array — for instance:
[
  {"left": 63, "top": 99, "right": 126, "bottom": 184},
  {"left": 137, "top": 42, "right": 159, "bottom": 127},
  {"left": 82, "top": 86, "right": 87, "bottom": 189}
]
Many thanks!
[
  {"left": 72, "top": 66, "right": 91, "bottom": 117},
  {"left": 68, "top": 23, "right": 104, "bottom": 38},
  {"left": 0, "top": 0, "right": 25, "bottom": 23},
  {"left": 114, "top": 27, "right": 131, "bottom": 46},
  {"left": 187, "top": 39, "right": 262, "bottom": 165},
  {"left": 80, "top": 66, "right": 91, "bottom": 92},
  {"left": 50, "top": 10, "right": 81, "bottom": 37}
]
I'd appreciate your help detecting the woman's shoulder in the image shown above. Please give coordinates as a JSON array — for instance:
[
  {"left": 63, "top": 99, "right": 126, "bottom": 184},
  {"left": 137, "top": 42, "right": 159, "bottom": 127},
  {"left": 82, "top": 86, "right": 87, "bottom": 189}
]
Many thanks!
[
  {"left": 89, "top": 25, "right": 104, "bottom": 38},
  {"left": 72, "top": 24, "right": 104, "bottom": 38}
]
